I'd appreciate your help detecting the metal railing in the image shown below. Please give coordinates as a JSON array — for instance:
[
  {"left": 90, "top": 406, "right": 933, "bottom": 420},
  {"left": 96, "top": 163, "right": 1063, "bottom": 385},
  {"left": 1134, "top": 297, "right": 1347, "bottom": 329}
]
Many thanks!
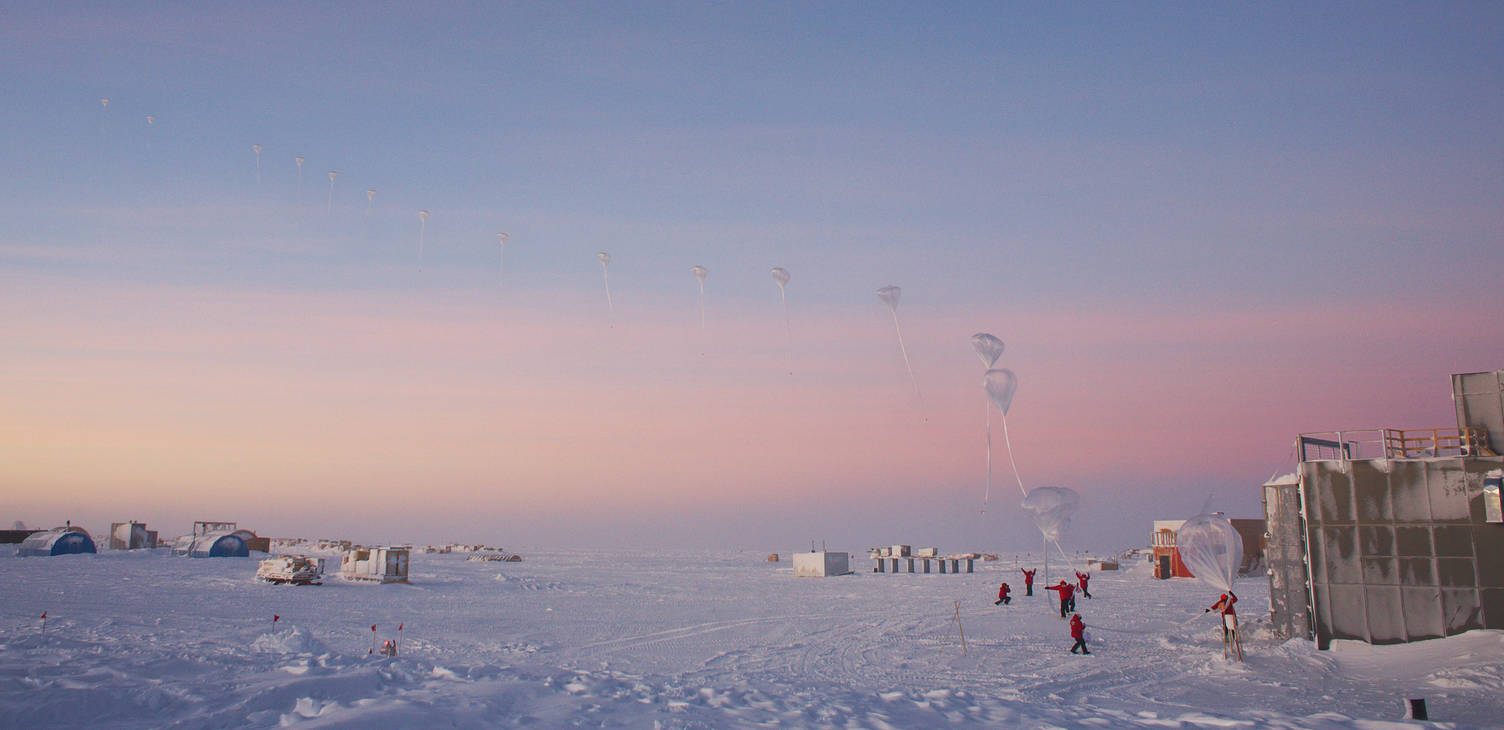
[{"left": 1297, "top": 427, "right": 1486, "bottom": 461}]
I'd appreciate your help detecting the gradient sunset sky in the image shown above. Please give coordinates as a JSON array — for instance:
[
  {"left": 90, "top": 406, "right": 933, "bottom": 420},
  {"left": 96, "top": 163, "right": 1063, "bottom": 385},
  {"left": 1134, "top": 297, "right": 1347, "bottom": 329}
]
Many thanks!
[{"left": 3, "top": 2, "right": 1501, "bottom": 550}]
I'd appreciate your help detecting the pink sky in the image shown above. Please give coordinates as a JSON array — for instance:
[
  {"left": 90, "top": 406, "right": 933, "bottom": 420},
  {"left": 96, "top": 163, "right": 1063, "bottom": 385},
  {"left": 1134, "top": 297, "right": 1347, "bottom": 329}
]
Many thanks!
[{"left": 5, "top": 270, "right": 1497, "bottom": 548}]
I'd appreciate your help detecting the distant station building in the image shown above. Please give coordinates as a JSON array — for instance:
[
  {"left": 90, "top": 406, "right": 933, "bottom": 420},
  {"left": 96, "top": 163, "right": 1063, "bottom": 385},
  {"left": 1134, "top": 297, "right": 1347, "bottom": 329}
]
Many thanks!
[
  {"left": 109, "top": 521, "right": 158, "bottom": 550},
  {"left": 1265, "top": 370, "right": 1504, "bottom": 648},
  {"left": 793, "top": 550, "right": 852, "bottom": 577}
]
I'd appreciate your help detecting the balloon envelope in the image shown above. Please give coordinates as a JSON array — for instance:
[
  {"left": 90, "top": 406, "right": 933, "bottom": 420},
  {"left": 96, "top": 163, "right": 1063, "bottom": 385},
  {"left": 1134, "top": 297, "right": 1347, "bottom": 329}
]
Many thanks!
[
  {"left": 598, "top": 252, "right": 612, "bottom": 266},
  {"left": 1022, "top": 486, "right": 1080, "bottom": 541},
  {"left": 983, "top": 368, "right": 1018, "bottom": 415},
  {"left": 691, "top": 265, "right": 707, "bottom": 282},
  {"left": 771, "top": 267, "right": 790, "bottom": 287},
  {"left": 1175, "top": 513, "right": 1243, "bottom": 593},
  {"left": 877, "top": 285, "right": 901, "bottom": 309},
  {"left": 971, "top": 333, "right": 1005, "bottom": 368}
]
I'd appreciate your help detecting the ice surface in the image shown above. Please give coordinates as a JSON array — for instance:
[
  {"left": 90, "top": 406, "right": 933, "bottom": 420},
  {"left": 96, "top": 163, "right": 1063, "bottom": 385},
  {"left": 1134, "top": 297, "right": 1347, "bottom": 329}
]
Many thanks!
[{"left": 2, "top": 547, "right": 1502, "bottom": 728}]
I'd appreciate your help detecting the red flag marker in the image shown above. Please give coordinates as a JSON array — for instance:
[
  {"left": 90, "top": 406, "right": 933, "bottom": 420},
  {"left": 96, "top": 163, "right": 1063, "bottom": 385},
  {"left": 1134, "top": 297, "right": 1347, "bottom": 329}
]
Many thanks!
[
  {"left": 370, "top": 624, "right": 378, "bottom": 655},
  {"left": 397, "top": 623, "right": 403, "bottom": 653},
  {"left": 40, "top": 612, "right": 47, "bottom": 636},
  {"left": 273, "top": 614, "right": 280, "bottom": 631}
]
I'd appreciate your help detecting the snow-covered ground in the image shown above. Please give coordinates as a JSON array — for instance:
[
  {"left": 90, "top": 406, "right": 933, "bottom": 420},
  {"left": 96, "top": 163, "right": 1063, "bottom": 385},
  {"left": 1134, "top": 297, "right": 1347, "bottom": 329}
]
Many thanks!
[{"left": 3, "top": 547, "right": 1501, "bottom": 728}]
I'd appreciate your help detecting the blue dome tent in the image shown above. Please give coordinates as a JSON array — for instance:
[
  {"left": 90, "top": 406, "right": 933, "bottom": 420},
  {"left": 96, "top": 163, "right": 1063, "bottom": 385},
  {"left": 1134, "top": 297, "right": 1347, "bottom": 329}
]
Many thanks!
[{"left": 18, "top": 528, "right": 97, "bottom": 557}]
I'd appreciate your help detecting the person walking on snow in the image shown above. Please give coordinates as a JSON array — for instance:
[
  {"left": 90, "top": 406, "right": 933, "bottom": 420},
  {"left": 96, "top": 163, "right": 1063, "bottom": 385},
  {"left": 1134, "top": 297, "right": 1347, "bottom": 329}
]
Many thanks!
[
  {"left": 1021, "top": 568, "right": 1036, "bottom": 596},
  {"left": 1075, "top": 570, "right": 1092, "bottom": 599},
  {"left": 1045, "top": 580, "right": 1075, "bottom": 618},
  {"left": 994, "top": 581, "right": 1012, "bottom": 606},
  {"left": 1069, "top": 614, "right": 1090, "bottom": 654}
]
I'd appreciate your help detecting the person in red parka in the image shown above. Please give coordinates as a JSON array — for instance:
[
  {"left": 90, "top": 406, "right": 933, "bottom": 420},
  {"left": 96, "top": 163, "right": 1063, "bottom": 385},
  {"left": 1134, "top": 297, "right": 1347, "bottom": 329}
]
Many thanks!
[
  {"left": 1069, "top": 614, "right": 1089, "bottom": 654},
  {"left": 1075, "top": 571, "right": 1092, "bottom": 599},
  {"left": 1206, "top": 591, "right": 1238, "bottom": 639},
  {"left": 1021, "top": 568, "right": 1036, "bottom": 596},
  {"left": 1045, "top": 580, "right": 1075, "bottom": 618},
  {"left": 994, "top": 581, "right": 1011, "bottom": 606}
]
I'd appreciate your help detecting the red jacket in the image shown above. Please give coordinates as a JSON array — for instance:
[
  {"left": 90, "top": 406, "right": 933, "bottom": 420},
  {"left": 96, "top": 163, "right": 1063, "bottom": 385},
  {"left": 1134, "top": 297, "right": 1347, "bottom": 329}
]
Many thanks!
[
  {"left": 1046, "top": 581, "right": 1075, "bottom": 600},
  {"left": 1210, "top": 593, "right": 1238, "bottom": 616},
  {"left": 1070, "top": 616, "right": 1085, "bottom": 639},
  {"left": 998, "top": 583, "right": 1010, "bottom": 600},
  {"left": 1022, "top": 569, "right": 1036, "bottom": 585},
  {"left": 1075, "top": 572, "right": 1090, "bottom": 590}
]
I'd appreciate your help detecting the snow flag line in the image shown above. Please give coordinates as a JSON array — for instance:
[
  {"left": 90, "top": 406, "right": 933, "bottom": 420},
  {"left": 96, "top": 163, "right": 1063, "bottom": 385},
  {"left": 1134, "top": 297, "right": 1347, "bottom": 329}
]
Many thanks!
[
  {"left": 40, "top": 611, "right": 47, "bottom": 637},
  {"left": 273, "top": 614, "right": 280, "bottom": 631}
]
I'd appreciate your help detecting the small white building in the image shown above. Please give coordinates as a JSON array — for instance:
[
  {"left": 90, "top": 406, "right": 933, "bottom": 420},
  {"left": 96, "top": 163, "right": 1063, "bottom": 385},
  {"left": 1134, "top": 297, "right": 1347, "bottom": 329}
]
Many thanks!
[
  {"left": 793, "top": 551, "right": 851, "bottom": 577},
  {"left": 109, "top": 521, "right": 158, "bottom": 550},
  {"left": 339, "top": 547, "right": 410, "bottom": 584}
]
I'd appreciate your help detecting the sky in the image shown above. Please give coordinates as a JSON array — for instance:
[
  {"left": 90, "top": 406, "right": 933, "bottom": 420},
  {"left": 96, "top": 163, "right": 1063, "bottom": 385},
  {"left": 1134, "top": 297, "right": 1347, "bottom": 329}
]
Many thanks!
[{"left": 2, "top": 2, "right": 1502, "bottom": 551}]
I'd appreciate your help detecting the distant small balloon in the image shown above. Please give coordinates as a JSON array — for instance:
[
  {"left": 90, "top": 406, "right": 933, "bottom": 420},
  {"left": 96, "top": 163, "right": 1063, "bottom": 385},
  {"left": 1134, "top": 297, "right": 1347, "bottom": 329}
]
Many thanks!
[
  {"left": 877, "top": 285, "right": 901, "bottom": 310},
  {"left": 1022, "top": 486, "right": 1081, "bottom": 542},
  {"left": 971, "top": 333, "right": 1005, "bottom": 369},
  {"left": 771, "top": 267, "right": 790, "bottom": 288},
  {"left": 983, "top": 368, "right": 1018, "bottom": 415},
  {"left": 366, "top": 188, "right": 376, "bottom": 202},
  {"left": 145, "top": 115, "right": 155, "bottom": 126},
  {"left": 100, "top": 98, "right": 109, "bottom": 108},
  {"left": 692, "top": 265, "right": 707, "bottom": 282},
  {"left": 598, "top": 252, "right": 611, "bottom": 267}
]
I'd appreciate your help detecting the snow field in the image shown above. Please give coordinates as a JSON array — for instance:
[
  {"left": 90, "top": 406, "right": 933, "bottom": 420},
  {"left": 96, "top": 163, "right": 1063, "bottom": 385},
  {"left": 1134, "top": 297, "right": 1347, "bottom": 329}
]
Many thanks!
[{"left": 2, "top": 547, "right": 1502, "bottom": 728}]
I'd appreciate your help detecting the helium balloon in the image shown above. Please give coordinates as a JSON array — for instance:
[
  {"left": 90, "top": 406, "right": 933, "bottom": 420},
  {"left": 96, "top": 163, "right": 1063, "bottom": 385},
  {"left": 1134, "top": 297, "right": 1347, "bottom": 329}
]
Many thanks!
[
  {"left": 983, "top": 368, "right": 1018, "bottom": 416},
  {"left": 877, "top": 285, "right": 919, "bottom": 400},
  {"left": 326, "top": 171, "right": 338, "bottom": 214},
  {"left": 971, "top": 333, "right": 1005, "bottom": 369},
  {"left": 417, "top": 210, "right": 430, "bottom": 270},
  {"left": 598, "top": 252, "right": 614, "bottom": 321},
  {"left": 252, "top": 144, "right": 263, "bottom": 184},
  {"left": 771, "top": 267, "right": 790, "bottom": 288},
  {"left": 1176, "top": 513, "right": 1243, "bottom": 593},
  {"left": 497, "top": 232, "right": 509, "bottom": 283},
  {"left": 691, "top": 265, "right": 708, "bottom": 329},
  {"left": 1022, "top": 486, "right": 1080, "bottom": 542}
]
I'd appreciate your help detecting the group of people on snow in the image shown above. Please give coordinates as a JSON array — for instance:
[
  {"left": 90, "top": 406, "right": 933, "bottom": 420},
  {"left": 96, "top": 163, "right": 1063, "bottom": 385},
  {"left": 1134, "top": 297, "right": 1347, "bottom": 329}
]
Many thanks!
[
  {"left": 993, "top": 566, "right": 1238, "bottom": 659},
  {"left": 996, "top": 567, "right": 1097, "bottom": 654}
]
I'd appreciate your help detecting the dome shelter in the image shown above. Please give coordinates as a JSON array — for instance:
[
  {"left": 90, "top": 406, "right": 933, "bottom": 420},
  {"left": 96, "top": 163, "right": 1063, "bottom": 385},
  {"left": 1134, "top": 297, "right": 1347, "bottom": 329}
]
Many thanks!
[
  {"left": 182, "top": 531, "right": 249, "bottom": 558},
  {"left": 18, "top": 528, "right": 97, "bottom": 557}
]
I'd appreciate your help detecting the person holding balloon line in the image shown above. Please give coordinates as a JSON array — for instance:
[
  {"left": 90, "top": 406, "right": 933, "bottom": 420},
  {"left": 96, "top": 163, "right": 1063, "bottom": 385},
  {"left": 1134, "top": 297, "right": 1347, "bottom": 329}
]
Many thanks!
[
  {"left": 1207, "top": 591, "right": 1242, "bottom": 661},
  {"left": 1045, "top": 580, "right": 1076, "bottom": 618}
]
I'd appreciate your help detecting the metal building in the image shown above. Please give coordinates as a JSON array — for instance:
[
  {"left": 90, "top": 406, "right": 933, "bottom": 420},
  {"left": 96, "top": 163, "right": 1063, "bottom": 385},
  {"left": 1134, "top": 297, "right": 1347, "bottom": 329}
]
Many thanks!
[{"left": 1265, "top": 370, "right": 1504, "bottom": 648}]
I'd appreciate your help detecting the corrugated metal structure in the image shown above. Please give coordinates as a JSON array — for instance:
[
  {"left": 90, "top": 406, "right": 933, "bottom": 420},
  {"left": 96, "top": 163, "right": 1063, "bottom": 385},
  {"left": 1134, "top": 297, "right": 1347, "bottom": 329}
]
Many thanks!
[
  {"left": 1266, "top": 370, "right": 1504, "bottom": 648},
  {"left": 109, "top": 522, "right": 158, "bottom": 550}
]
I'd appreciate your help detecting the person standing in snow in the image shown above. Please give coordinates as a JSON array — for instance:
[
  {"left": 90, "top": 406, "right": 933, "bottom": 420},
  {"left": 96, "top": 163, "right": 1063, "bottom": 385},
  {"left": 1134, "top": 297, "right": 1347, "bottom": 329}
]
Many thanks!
[
  {"left": 1045, "top": 580, "right": 1075, "bottom": 618},
  {"left": 994, "top": 581, "right": 1011, "bottom": 606},
  {"left": 1206, "top": 591, "right": 1238, "bottom": 639},
  {"left": 1075, "top": 570, "right": 1092, "bottom": 599},
  {"left": 1207, "top": 591, "right": 1241, "bottom": 659},
  {"left": 1021, "top": 568, "right": 1036, "bottom": 596},
  {"left": 1069, "top": 614, "right": 1090, "bottom": 654}
]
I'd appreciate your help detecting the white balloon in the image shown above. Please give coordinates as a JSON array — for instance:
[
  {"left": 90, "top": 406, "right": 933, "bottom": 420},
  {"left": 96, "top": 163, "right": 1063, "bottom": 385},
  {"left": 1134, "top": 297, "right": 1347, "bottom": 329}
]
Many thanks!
[
  {"left": 770, "top": 267, "right": 790, "bottom": 287},
  {"left": 691, "top": 265, "right": 707, "bottom": 282},
  {"left": 971, "top": 333, "right": 1005, "bottom": 368},
  {"left": 598, "top": 252, "right": 612, "bottom": 267},
  {"left": 984, "top": 368, "right": 1018, "bottom": 415},
  {"left": 877, "top": 285, "right": 901, "bottom": 310},
  {"left": 1176, "top": 513, "right": 1244, "bottom": 593},
  {"left": 1021, "top": 486, "right": 1080, "bottom": 542}
]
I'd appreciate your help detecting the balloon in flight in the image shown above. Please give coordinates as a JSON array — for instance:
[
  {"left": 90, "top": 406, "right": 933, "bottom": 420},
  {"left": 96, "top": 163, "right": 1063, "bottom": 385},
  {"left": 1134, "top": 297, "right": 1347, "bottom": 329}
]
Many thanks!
[
  {"left": 971, "top": 333, "right": 1005, "bottom": 369},
  {"left": 877, "top": 285, "right": 920, "bottom": 400},
  {"left": 1021, "top": 486, "right": 1081, "bottom": 542}
]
